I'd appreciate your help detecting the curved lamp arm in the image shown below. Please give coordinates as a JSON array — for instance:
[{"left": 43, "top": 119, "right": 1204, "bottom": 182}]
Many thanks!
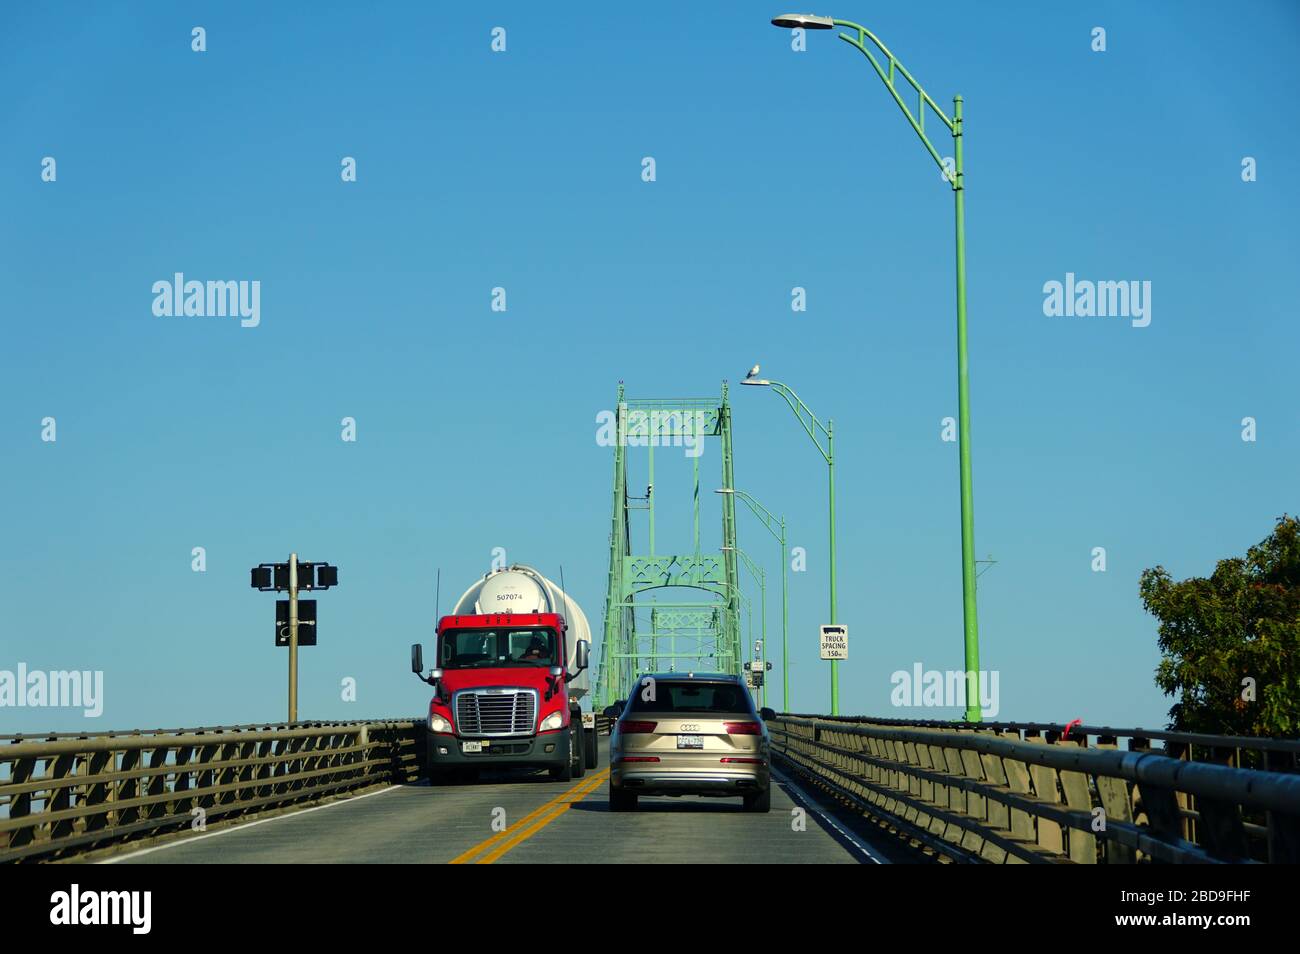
[
  {"left": 732, "top": 490, "right": 785, "bottom": 545},
  {"left": 831, "top": 18, "right": 958, "bottom": 187},
  {"left": 725, "top": 545, "right": 766, "bottom": 586},
  {"left": 719, "top": 579, "right": 753, "bottom": 612},
  {"left": 765, "top": 379, "right": 832, "bottom": 464}
]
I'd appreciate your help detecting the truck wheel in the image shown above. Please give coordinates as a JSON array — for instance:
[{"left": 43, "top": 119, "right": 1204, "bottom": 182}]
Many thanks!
[
  {"left": 583, "top": 727, "right": 598, "bottom": 769},
  {"left": 549, "top": 732, "right": 574, "bottom": 782},
  {"left": 570, "top": 720, "right": 586, "bottom": 778},
  {"left": 609, "top": 785, "right": 637, "bottom": 812},
  {"left": 743, "top": 785, "right": 771, "bottom": 813}
]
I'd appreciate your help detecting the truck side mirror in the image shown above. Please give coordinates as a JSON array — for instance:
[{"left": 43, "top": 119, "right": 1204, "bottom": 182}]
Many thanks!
[
  {"left": 410, "top": 643, "right": 424, "bottom": 676},
  {"left": 759, "top": 707, "right": 777, "bottom": 721},
  {"left": 575, "top": 640, "right": 590, "bottom": 671},
  {"left": 602, "top": 701, "right": 624, "bottom": 718}
]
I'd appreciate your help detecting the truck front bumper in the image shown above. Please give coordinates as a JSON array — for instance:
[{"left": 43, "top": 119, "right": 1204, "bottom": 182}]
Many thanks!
[{"left": 426, "top": 731, "right": 567, "bottom": 772}]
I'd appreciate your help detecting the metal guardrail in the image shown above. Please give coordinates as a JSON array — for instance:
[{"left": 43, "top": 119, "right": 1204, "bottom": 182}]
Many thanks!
[
  {"left": 1, "top": 719, "right": 423, "bottom": 863},
  {"left": 779, "top": 712, "right": 1300, "bottom": 771},
  {"left": 769, "top": 715, "right": 1300, "bottom": 864},
  {"left": 0, "top": 717, "right": 408, "bottom": 743}
]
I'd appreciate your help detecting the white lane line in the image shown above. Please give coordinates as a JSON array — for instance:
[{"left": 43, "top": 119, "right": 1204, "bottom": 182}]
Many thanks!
[
  {"left": 772, "top": 766, "right": 887, "bottom": 864},
  {"left": 100, "top": 784, "right": 403, "bottom": 864}
]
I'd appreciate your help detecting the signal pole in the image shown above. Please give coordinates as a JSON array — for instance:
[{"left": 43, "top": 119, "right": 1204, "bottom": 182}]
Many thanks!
[
  {"left": 288, "top": 552, "right": 299, "bottom": 723},
  {"left": 251, "top": 555, "right": 338, "bottom": 725}
]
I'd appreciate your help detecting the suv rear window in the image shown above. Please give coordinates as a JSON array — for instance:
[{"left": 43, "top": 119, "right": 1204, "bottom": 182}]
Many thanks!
[{"left": 627, "top": 681, "right": 753, "bottom": 714}]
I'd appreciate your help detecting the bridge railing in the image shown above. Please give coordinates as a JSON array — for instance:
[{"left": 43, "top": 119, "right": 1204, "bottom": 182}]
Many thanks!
[
  {"left": 769, "top": 715, "right": 1300, "bottom": 864},
  {"left": 0, "top": 719, "right": 423, "bottom": 863}
]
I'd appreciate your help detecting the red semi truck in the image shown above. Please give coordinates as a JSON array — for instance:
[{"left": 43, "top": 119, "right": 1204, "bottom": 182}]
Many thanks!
[{"left": 410, "top": 565, "right": 597, "bottom": 782}]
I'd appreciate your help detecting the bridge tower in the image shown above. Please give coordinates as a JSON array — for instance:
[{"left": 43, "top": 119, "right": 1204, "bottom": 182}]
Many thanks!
[{"left": 594, "top": 382, "right": 742, "bottom": 707}]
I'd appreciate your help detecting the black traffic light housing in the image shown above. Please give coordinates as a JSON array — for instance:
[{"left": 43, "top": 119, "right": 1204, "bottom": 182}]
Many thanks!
[{"left": 251, "top": 560, "right": 338, "bottom": 593}]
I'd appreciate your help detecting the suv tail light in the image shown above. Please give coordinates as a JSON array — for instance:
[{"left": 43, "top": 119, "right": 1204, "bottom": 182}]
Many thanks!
[
  {"left": 620, "top": 720, "right": 658, "bottom": 734},
  {"left": 724, "top": 721, "right": 761, "bottom": 735}
]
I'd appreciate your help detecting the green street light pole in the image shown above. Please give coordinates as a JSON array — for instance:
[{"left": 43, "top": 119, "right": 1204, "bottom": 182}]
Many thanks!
[
  {"left": 724, "top": 544, "right": 767, "bottom": 706},
  {"left": 717, "top": 488, "right": 788, "bottom": 710},
  {"left": 740, "top": 374, "right": 837, "bottom": 715},
  {"left": 770, "top": 13, "right": 982, "bottom": 721}
]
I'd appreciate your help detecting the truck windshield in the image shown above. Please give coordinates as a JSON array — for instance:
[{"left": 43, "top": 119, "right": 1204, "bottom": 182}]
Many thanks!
[
  {"left": 627, "top": 681, "right": 752, "bottom": 714},
  {"left": 438, "top": 628, "right": 559, "bottom": 669}
]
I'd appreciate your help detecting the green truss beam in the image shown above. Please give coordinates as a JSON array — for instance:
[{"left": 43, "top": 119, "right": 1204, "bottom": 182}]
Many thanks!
[{"left": 595, "top": 383, "right": 742, "bottom": 706}]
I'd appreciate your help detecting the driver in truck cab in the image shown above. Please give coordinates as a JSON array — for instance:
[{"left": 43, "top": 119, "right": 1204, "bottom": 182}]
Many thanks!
[{"left": 520, "top": 636, "right": 550, "bottom": 662}]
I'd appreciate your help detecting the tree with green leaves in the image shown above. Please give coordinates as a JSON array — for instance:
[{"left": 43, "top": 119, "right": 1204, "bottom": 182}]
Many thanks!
[{"left": 1140, "top": 515, "right": 1300, "bottom": 737}]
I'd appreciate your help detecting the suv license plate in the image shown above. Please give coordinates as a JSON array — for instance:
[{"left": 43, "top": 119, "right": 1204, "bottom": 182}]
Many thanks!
[
  {"left": 462, "top": 741, "right": 482, "bottom": 753},
  {"left": 677, "top": 735, "right": 703, "bottom": 749}
]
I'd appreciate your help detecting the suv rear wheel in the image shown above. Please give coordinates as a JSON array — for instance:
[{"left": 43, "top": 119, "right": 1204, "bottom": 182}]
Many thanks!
[
  {"left": 743, "top": 785, "right": 771, "bottom": 813},
  {"left": 609, "top": 786, "right": 637, "bottom": 812}
]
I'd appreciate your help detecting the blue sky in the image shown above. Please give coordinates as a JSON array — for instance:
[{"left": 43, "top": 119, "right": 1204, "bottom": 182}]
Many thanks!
[{"left": 2, "top": 1, "right": 1297, "bottom": 733}]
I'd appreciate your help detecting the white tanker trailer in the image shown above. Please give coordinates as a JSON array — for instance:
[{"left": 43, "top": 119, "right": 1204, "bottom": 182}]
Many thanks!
[{"left": 410, "top": 565, "right": 597, "bottom": 782}]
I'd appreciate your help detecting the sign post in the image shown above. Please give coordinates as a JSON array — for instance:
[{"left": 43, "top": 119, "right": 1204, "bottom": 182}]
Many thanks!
[
  {"left": 251, "top": 556, "right": 338, "bottom": 725},
  {"left": 288, "top": 553, "right": 299, "bottom": 723},
  {"left": 819, "top": 624, "right": 848, "bottom": 661}
]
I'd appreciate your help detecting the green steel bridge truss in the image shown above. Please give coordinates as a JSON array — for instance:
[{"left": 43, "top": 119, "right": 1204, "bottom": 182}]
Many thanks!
[{"left": 594, "top": 383, "right": 742, "bottom": 707}]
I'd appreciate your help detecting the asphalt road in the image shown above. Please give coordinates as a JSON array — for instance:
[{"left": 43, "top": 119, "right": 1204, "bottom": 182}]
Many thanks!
[{"left": 111, "top": 740, "right": 897, "bottom": 864}]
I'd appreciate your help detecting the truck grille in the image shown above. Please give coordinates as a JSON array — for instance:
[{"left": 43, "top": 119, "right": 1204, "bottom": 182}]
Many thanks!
[{"left": 454, "top": 689, "right": 537, "bottom": 737}]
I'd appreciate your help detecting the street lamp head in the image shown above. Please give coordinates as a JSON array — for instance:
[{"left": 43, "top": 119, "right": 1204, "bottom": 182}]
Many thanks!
[
  {"left": 740, "top": 378, "right": 771, "bottom": 386},
  {"left": 715, "top": 488, "right": 735, "bottom": 494},
  {"left": 771, "top": 13, "right": 835, "bottom": 29}
]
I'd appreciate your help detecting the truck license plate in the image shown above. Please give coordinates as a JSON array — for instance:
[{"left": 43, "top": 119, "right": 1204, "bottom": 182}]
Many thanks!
[
  {"left": 677, "top": 735, "right": 703, "bottom": 749},
  {"left": 462, "top": 741, "right": 482, "bottom": 753}
]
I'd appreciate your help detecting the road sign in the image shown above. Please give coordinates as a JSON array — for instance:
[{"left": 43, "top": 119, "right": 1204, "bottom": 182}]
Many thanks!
[
  {"left": 276, "top": 600, "right": 317, "bottom": 647},
  {"left": 253, "top": 562, "right": 338, "bottom": 593},
  {"left": 819, "top": 624, "right": 848, "bottom": 660}
]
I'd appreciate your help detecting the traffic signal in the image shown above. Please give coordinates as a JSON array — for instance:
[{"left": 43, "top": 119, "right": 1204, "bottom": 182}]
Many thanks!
[
  {"left": 250, "top": 566, "right": 272, "bottom": 590},
  {"left": 298, "top": 563, "right": 315, "bottom": 590},
  {"left": 316, "top": 564, "right": 338, "bottom": 588}
]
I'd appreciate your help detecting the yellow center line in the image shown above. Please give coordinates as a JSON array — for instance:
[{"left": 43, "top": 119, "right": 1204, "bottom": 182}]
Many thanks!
[
  {"left": 475, "top": 769, "right": 609, "bottom": 864},
  {"left": 448, "top": 768, "right": 610, "bottom": 865}
]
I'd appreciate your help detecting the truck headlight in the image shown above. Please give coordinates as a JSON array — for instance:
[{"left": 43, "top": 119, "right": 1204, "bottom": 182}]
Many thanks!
[
  {"left": 428, "top": 713, "right": 453, "bottom": 734},
  {"left": 539, "top": 710, "right": 564, "bottom": 732}
]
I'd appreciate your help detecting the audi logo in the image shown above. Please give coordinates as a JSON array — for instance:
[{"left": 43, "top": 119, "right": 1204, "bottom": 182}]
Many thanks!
[{"left": 679, "top": 723, "right": 700, "bottom": 732}]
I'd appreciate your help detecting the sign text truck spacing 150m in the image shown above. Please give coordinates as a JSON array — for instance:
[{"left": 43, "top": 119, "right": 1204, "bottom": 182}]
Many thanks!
[{"left": 410, "top": 565, "right": 597, "bottom": 782}]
